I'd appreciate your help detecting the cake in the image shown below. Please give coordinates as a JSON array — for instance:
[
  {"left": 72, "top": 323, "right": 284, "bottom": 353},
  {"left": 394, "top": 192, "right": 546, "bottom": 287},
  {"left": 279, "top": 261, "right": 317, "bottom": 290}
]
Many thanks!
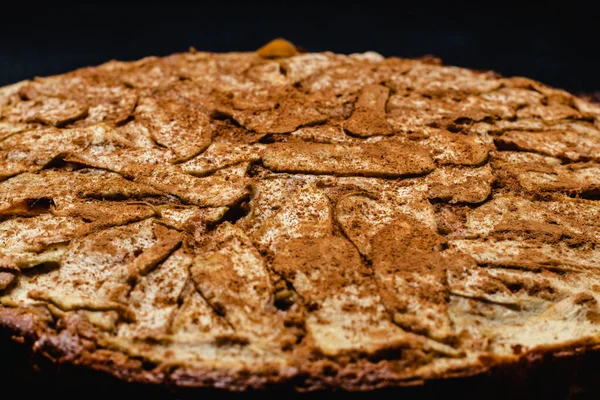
[{"left": 1, "top": 38, "right": 600, "bottom": 393}]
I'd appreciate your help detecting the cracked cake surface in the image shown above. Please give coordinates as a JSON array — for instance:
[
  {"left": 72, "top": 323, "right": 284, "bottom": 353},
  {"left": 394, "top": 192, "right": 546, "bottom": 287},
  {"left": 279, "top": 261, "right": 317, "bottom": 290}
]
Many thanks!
[{"left": 1, "top": 38, "right": 600, "bottom": 391}]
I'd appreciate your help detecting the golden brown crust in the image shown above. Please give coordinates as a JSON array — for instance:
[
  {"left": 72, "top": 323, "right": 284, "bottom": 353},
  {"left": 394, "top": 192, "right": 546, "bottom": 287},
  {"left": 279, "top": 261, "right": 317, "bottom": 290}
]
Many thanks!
[
  {"left": 4, "top": 304, "right": 600, "bottom": 395},
  {"left": 2, "top": 39, "right": 600, "bottom": 392}
]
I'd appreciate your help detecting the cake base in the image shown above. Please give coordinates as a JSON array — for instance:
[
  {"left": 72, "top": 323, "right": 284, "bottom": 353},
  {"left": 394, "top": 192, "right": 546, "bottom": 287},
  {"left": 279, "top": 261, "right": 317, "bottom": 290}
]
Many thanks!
[{"left": 3, "top": 328, "right": 600, "bottom": 399}]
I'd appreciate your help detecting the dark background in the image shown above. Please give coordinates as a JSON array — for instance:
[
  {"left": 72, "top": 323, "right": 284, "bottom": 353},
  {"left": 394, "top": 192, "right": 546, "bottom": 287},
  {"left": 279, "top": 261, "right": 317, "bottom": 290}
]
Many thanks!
[
  {"left": 2, "top": 3, "right": 600, "bottom": 398},
  {"left": 1, "top": 2, "right": 599, "bottom": 94}
]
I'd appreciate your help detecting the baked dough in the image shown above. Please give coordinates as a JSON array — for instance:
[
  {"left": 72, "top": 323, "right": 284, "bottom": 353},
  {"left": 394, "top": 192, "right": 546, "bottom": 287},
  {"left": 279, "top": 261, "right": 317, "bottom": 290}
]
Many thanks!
[{"left": 1, "top": 39, "right": 600, "bottom": 391}]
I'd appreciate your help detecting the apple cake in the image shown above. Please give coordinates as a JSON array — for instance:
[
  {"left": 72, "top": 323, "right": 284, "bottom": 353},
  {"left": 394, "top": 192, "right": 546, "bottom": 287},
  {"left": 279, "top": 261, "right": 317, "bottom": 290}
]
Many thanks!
[{"left": 1, "top": 38, "right": 600, "bottom": 392}]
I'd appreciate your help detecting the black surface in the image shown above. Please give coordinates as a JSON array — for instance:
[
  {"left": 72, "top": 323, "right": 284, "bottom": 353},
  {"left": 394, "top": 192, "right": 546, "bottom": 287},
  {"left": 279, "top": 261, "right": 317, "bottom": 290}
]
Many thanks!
[{"left": 0, "top": 2, "right": 599, "bottom": 93}]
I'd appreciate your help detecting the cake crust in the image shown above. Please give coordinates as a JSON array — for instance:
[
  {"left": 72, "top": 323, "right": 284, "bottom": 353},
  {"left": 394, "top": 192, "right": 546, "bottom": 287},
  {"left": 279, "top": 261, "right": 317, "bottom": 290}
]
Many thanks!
[{"left": 1, "top": 40, "right": 600, "bottom": 392}]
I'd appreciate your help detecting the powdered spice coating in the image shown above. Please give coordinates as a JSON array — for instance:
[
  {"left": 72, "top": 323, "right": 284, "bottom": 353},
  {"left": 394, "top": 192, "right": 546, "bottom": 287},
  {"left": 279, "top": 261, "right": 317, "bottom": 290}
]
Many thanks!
[{"left": 1, "top": 42, "right": 600, "bottom": 391}]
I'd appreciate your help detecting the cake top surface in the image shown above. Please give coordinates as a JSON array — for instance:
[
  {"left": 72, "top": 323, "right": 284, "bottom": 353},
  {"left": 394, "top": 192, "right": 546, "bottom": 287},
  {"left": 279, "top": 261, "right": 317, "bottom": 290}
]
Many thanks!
[{"left": 1, "top": 39, "right": 600, "bottom": 391}]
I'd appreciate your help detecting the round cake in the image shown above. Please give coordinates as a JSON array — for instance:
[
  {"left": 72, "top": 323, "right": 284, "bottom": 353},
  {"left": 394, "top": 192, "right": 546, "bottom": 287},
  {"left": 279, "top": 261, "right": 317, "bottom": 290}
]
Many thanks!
[{"left": 1, "top": 38, "right": 600, "bottom": 393}]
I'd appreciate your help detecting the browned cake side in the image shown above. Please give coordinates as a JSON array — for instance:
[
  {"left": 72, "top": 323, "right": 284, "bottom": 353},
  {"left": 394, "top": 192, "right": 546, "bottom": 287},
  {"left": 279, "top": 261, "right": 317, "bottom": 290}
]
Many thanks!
[{"left": 1, "top": 38, "right": 600, "bottom": 392}]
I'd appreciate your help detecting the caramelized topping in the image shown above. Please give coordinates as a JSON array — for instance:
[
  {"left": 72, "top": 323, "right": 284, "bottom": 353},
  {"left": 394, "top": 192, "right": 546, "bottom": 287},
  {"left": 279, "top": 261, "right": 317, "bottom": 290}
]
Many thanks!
[{"left": 257, "top": 38, "right": 299, "bottom": 59}]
